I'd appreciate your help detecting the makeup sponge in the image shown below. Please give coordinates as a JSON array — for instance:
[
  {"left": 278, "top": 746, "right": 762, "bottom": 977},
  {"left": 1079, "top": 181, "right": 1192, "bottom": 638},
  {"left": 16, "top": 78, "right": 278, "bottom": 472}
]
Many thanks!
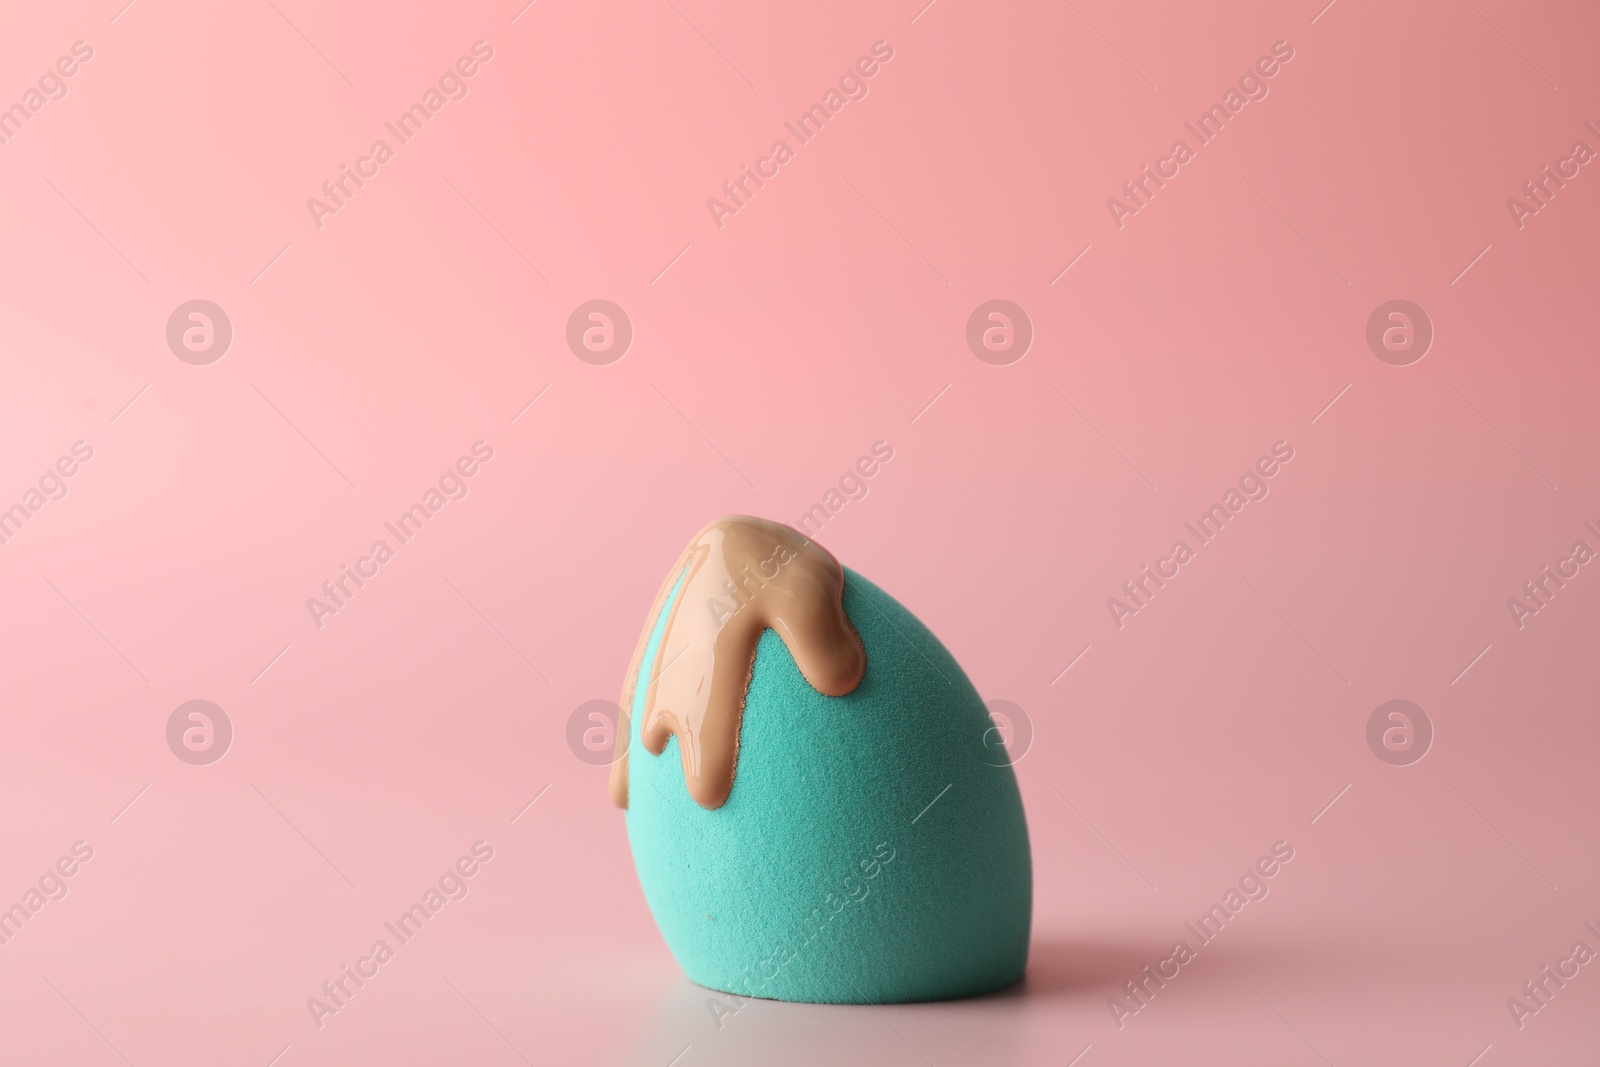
[{"left": 615, "top": 522, "right": 1031, "bottom": 1004}]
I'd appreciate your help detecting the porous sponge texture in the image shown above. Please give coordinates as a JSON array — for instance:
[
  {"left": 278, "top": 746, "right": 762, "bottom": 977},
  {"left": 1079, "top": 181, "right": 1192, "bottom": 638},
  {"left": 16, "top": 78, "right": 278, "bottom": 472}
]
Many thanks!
[{"left": 625, "top": 568, "right": 1032, "bottom": 1004}]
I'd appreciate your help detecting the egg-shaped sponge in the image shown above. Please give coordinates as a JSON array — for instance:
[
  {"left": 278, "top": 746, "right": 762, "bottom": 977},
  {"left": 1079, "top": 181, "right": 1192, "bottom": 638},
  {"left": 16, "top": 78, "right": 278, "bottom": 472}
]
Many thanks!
[{"left": 623, "top": 566, "right": 1032, "bottom": 1003}]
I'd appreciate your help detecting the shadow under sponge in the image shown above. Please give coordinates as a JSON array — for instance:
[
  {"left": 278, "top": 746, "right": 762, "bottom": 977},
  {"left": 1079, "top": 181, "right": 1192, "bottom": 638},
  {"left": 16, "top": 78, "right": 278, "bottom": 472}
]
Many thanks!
[{"left": 624, "top": 567, "right": 1032, "bottom": 1003}]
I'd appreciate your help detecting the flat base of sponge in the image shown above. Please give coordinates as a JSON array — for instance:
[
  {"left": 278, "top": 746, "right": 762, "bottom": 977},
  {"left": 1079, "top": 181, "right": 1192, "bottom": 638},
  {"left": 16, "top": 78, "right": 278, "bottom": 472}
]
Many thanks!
[{"left": 685, "top": 966, "right": 1026, "bottom": 1006}]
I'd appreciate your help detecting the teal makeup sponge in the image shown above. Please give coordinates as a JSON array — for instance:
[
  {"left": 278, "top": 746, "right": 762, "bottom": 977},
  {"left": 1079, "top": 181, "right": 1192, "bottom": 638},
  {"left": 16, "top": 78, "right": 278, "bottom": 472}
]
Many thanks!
[{"left": 624, "top": 567, "right": 1032, "bottom": 1003}]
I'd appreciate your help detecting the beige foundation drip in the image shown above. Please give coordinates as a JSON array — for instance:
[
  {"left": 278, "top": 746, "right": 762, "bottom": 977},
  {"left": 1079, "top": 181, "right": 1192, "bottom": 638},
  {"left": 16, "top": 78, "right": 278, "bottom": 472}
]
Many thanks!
[{"left": 609, "top": 516, "right": 865, "bottom": 810}]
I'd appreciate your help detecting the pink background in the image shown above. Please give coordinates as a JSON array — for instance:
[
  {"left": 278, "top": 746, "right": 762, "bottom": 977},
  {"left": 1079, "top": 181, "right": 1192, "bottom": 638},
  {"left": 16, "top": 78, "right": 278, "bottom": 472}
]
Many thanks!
[{"left": 2, "top": 0, "right": 1598, "bottom": 1063}]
